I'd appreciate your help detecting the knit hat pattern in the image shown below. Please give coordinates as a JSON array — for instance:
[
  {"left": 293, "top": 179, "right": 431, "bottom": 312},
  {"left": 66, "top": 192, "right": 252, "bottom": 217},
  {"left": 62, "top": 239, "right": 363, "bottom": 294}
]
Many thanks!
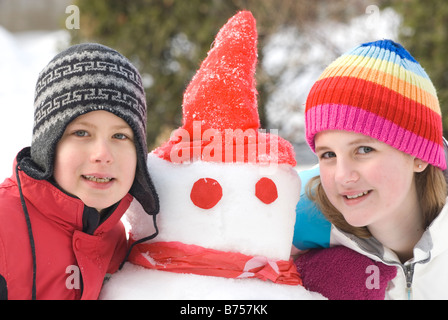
[
  {"left": 19, "top": 43, "right": 158, "bottom": 215},
  {"left": 305, "top": 40, "right": 446, "bottom": 170}
]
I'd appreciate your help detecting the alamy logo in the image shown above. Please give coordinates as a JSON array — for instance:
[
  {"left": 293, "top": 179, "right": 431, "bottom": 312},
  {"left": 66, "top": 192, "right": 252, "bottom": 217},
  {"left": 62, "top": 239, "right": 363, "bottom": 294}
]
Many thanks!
[
  {"left": 365, "top": 5, "right": 381, "bottom": 30},
  {"left": 365, "top": 265, "right": 380, "bottom": 290},
  {"left": 168, "top": 121, "right": 280, "bottom": 174},
  {"left": 66, "top": 265, "right": 81, "bottom": 290},
  {"left": 65, "top": 5, "right": 80, "bottom": 30}
]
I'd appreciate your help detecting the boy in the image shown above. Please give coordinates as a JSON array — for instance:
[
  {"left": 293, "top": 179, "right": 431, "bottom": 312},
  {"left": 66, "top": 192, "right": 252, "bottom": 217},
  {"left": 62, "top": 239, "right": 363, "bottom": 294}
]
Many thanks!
[{"left": 0, "top": 43, "right": 159, "bottom": 299}]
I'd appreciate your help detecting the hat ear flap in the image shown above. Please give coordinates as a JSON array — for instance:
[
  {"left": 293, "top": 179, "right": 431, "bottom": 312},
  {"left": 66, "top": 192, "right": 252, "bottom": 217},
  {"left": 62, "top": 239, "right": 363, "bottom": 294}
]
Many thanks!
[{"left": 130, "top": 167, "right": 159, "bottom": 215}]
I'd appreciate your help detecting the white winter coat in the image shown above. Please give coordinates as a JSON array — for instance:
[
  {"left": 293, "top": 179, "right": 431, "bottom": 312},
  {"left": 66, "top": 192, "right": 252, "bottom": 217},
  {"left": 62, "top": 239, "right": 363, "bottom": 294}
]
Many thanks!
[{"left": 329, "top": 197, "right": 448, "bottom": 300}]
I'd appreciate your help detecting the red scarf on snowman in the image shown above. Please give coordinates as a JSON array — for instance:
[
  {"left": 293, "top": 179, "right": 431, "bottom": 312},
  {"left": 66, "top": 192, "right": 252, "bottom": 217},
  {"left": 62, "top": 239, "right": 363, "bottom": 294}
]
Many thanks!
[{"left": 128, "top": 240, "right": 302, "bottom": 286}]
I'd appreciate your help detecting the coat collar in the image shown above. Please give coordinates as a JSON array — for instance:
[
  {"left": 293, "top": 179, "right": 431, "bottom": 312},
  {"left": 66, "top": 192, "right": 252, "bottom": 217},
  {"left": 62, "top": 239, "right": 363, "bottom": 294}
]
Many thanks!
[{"left": 332, "top": 197, "right": 448, "bottom": 265}]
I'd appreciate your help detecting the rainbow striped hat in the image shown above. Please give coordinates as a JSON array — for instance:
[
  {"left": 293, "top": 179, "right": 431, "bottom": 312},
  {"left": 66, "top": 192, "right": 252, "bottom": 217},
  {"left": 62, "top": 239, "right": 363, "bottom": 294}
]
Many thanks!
[{"left": 305, "top": 39, "right": 446, "bottom": 170}]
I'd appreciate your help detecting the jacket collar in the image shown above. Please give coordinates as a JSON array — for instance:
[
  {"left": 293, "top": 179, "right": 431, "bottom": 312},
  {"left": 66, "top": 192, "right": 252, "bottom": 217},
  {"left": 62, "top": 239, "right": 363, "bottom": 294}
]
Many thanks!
[{"left": 332, "top": 197, "right": 448, "bottom": 265}]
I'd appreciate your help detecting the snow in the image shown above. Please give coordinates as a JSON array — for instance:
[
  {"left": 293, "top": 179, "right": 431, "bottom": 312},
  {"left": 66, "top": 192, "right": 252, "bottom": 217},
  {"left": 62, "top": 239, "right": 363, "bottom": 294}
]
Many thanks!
[{"left": 0, "top": 27, "right": 69, "bottom": 181}]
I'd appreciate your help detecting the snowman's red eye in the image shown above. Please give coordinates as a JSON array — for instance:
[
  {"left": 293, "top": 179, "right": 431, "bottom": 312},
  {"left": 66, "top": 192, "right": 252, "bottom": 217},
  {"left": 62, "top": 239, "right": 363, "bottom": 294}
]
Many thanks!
[
  {"left": 255, "top": 177, "right": 278, "bottom": 204},
  {"left": 190, "top": 178, "right": 223, "bottom": 209}
]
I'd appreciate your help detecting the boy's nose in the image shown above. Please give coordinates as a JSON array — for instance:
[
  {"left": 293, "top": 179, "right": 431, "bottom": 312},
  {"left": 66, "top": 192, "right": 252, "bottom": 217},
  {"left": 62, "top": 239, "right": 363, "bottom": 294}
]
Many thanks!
[{"left": 90, "top": 139, "right": 113, "bottom": 164}]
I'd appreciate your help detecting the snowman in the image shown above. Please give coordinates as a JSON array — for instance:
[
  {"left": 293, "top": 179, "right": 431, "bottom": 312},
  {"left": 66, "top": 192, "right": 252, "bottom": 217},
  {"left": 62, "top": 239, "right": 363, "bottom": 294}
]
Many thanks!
[{"left": 100, "top": 11, "right": 324, "bottom": 300}]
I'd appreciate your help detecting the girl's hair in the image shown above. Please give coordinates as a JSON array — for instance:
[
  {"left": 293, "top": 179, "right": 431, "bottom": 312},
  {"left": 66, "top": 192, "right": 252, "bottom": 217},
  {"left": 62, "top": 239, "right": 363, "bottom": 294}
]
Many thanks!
[{"left": 306, "top": 165, "right": 447, "bottom": 238}]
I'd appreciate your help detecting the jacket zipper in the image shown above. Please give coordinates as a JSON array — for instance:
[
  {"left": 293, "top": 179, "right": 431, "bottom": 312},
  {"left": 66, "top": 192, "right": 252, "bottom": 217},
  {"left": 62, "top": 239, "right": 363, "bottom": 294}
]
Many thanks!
[
  {"left": 403, "top": 264, "right": 414, "bottom": 300},
  {"left": 346, "top": 234, "right": 422, "bottom": 300}
]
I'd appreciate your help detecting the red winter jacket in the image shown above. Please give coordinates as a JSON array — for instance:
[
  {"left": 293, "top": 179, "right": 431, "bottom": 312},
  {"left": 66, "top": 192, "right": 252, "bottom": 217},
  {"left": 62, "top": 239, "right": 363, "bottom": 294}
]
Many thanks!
[{"left": 0, "top": 165, "right": 130, "bottom": 300}]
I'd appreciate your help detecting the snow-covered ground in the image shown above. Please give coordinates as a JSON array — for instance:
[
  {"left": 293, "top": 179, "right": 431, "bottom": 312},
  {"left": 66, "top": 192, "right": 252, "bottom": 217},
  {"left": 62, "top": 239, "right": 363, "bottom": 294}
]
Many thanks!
[{"left": 0, "top": 27, "right": 69, "bottom": 181}]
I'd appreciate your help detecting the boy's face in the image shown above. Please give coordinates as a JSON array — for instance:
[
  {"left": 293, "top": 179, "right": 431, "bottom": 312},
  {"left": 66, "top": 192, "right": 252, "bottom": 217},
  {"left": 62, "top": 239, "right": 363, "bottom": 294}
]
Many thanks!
[{"left": 53, "top": 110, "right": 137, "bottom": 213}]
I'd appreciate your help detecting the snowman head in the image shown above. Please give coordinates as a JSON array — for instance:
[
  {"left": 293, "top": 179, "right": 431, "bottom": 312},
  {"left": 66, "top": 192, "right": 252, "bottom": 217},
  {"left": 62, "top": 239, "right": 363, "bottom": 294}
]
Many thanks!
[{"left": 127, "top": 11, "right": 300, "bottom": 261}]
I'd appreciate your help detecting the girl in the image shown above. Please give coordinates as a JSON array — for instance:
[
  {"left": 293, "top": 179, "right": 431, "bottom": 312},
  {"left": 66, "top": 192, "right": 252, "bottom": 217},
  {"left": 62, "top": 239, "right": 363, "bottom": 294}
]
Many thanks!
[
  {"left": 0, "top": 43, "right": 159, "bottom": 299},
  {"left": 302, "top": 39, "right": 448, "bottom": 299}
]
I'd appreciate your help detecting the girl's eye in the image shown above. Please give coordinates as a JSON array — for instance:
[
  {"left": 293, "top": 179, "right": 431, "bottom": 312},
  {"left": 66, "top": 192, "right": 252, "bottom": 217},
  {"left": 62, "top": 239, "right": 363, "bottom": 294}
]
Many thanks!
[
  {"left": 358, "top": 146, "right": 373, "bottom": 154},
  {"left": 321, "top": 151, "right": 336, "bottom": 159}
]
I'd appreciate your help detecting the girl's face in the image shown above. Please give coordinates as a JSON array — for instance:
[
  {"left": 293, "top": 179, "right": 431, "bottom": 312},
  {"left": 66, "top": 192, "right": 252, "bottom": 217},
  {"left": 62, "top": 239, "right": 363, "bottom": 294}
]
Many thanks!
[
  {"left": 53, "top": 111, "right": 137, "bottom": 213},
  {"left": 315, "top": 130, "right": 426, "bottom": 231}
]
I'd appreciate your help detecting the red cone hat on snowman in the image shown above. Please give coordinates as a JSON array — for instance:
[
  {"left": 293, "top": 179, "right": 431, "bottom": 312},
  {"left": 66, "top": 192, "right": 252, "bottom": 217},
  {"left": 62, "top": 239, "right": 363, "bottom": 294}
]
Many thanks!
[{"left": 153, "top": 10, "right": 296, "bottom": 167}]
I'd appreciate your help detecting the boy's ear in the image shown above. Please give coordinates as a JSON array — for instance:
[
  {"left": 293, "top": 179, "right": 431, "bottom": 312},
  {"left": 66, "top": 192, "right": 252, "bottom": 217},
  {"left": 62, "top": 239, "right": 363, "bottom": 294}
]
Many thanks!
[{"left": 414, "top": 158, "right": 429, "bottom": 172}]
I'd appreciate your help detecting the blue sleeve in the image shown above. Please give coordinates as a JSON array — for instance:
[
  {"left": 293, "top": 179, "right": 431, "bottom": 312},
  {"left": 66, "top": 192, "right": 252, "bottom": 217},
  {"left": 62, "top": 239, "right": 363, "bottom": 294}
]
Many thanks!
[{"left": 293, "top": 166, "right": 332, "bottom": 250}]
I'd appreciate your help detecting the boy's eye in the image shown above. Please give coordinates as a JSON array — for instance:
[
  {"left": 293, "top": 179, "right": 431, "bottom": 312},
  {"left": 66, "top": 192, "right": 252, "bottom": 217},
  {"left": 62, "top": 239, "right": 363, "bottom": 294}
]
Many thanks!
[
  {"left": 74, "top": 130, "right": 89, "bottom": 137},
  {"left": 358, "top": 146, "right": 373, "bottom": 154},
  {"left": 113, "top": 133, "right": 128, "bottom": 140}
]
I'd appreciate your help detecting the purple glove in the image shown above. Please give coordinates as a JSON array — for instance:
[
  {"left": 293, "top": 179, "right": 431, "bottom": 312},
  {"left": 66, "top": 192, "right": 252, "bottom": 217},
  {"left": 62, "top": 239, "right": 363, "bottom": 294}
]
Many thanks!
[{"left": 295, "top": 246, "right": 397, "bottom": 300}]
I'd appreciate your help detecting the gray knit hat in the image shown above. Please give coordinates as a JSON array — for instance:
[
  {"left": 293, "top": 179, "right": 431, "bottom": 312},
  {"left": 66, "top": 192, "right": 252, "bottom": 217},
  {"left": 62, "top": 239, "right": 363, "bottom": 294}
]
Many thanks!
[{"left": 18, "top": 43, "right": 159, "bottom": 216}]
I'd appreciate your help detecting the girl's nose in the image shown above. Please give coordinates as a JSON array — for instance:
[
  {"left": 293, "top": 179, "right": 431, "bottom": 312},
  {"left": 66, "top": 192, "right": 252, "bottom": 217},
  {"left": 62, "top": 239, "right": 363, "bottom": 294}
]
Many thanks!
[{"left": 334, "top": 158, "right": 359, "bottom": 185}]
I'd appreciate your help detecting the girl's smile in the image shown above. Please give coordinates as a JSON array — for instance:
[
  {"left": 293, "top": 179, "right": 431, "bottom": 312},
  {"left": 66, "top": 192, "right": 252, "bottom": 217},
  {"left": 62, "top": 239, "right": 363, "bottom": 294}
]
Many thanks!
[{"left": 341, "top": 190, "right": 371, "bottom": 204}]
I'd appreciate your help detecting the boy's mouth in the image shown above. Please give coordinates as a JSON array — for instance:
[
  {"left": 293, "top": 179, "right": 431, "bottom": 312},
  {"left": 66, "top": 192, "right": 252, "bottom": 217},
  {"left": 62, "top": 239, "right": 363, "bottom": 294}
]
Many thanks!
[{"left": 82, "top": 175, "right": 114, "bottom": 183}]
